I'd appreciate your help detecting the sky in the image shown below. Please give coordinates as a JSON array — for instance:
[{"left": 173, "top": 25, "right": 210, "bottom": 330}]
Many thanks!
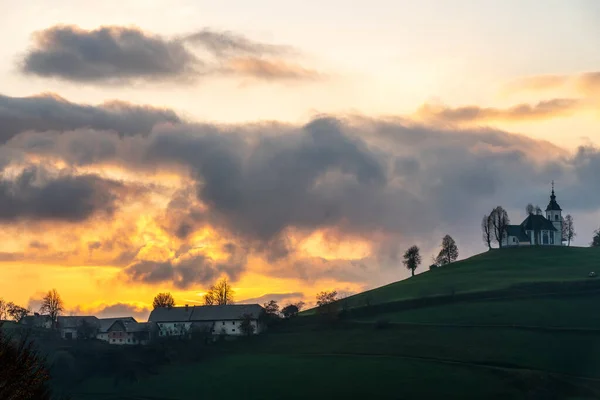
[{"left": 0, "top": 0, "right": 599, "bottom": 320}]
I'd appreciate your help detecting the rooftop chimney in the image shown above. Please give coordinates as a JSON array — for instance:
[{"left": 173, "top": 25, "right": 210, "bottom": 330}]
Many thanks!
[{"left": 185, "top": 304, "right": 189, "bottom": 311}]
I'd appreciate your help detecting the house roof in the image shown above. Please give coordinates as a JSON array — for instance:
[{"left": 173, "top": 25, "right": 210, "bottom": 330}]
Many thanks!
[
  {"left": 126, "top": 322, "right": 153, "bottom": 333},
  {"left": 505, "top": 225, "right": 530, "bottom": 242},
  {"left": 148, "top": 304, "right": 264, "bottom": 323},
  {"left": 98, "top": 317, "right": 137, "bottom": 333},
  {"left": 20, "top": 314, "right": 51, "bottom": 326},
  {"left": 57, "top": 316, "right": 99, "bottom": 329},
  {"left": 190, "top": 304, "right": 263, "bottom": 321},
  {"left": 521, "top": 214, "right": 557, "bottom": 232},
  {"left": 148, "top": 306, "right": 194, "bottom": 322}
]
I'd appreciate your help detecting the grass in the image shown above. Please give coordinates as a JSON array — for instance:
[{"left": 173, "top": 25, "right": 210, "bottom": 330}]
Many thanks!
[
  {"left": 340, "top": 246, "right": 600, "bottom": 308},
  {"left": 63, "top": 246, "right": 600, "bottom": 399},
  {"left": 357, "top": 292, "right": 600, "bottom": 329}
]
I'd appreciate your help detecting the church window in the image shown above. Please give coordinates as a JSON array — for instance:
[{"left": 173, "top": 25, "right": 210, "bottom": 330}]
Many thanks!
[{"left": 555, "top": 215, "right": 558, "bottom": 221}]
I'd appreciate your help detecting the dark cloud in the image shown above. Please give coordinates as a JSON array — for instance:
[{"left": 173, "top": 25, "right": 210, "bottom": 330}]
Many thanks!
[
  {"left": 21, "top": 25, "right": 199, "bottom": 83},
  {"left": 29, "top": 240, "right": 49, "bottom": 250},
  {"left": 0, "top": 166, "right": 121, "bottom": 222},
  {"left": 417, "top": 99, "right": 581, "bottom": 122},
  {"left": 19, "top": 25, "right": 319, "bottom": 83},
  {"left": 4, "top": 104, "right": 600, "bottom": 284},
  {"left": 0, "top": 92, "right": 181, "bottom": 143},
  {"left": 238, "top": 292, "right": 304, "bottom": 304},
  {"left": 124, "top": 243, "right": 247, "bottom": 288}
]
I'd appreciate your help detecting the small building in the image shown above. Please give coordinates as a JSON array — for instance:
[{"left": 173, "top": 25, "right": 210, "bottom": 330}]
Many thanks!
[
  {"left": 56, "top": 316, "right": 99, "bottom": 340},
  {"left": 147, "top": 305, "right": 195, "bottom": 338},
  {"left": 20, "top": 313, "right": 52, "bottom": 329},
  {"left": 148, "top": 304, "right": 265, "bottom": 338},
  {"left": 502, "top": 186, "right": 564, "bottom": 247},
  {"left": 102, "top": 319, "right": 154, "bottom": 345},
  {"left": 192, "top": 304, "right": 265, "bottom": 336},
  {"left": 97, "top": 317, "right": 137, "bottom": 342}
]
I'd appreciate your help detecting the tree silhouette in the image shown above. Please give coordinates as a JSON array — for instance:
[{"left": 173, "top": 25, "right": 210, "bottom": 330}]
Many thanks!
[
  {"left": 0, "top": 326, "right": 52, "bottom": 399},
  {"left": 436, "top": 235, "right": 459, "bottom": 266},
  {"left": 152, "top": 293, "right": 175, "bottom": 309},
  {"left": 481, "top": 214, "right": 493, "bottom": 250},
  {"left": 490, "top": 206, "right": 510, "bottom": 248},
  {"left": 525, "top": 203, "right": 535, "bottom": 215},
  {"left": 592, "top": 228, "right": 600, "bottom": 247},
  {"left": 7, "top": 303, "right": 29, "bottom": 323},
  {"left": 402, "top": 245, "right": 422, "bottom": 277},
  {"left": 39, "top": 289, "right": 64, "bottom": 329},
  {"left": 204, "top": 278, "right": 234, "bottom": 305},
  {"left": 562, "top": 215, "right": 576, "bottom": 246}
]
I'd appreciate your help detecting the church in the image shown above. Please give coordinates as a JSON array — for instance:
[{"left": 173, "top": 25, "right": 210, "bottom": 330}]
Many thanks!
[{"left": 502, "top": 185, "right": 564, "bottom": 247}]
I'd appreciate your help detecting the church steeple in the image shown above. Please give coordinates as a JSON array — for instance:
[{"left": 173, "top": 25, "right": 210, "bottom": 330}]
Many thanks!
[{"left": 546, "top": 180, "right": 561, "bottom": 211}]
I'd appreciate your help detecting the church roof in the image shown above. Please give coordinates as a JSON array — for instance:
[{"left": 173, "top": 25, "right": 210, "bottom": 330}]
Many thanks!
[
  {"left": 505, "top": 225, "right": 530, "bottom": 242},
  {"left": 521, "top": 214, "right": 557, "bottom": 232}
]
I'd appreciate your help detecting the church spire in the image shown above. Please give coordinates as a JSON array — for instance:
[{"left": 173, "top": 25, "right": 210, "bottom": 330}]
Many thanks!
[{"left": 546, "top": 180, "right": 561, "bottom": 211}]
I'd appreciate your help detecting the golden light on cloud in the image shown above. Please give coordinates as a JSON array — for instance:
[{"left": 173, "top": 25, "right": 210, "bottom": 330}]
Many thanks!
[{"left": 299, "top": 230, "right": 372, "bottom": 261}]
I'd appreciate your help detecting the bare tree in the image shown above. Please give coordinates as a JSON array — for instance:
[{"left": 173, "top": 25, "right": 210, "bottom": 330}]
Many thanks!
[
  {"left": 0, "top": 328, "right": 53, "bottom": 399},
  {"left": 152, "top": 293, "right": 175, "bottom": 309},
  {"left": 535, "top": 205, "right": 542, "bottom": 215},
  {"left": 402, "top": 245, "right": 422, "bottom": 277},
  {"left": 39, "top": 289, "right": 64, "bottom": 329},
  {"left": 526, "top": 203, "right": 535, "bottom": 215},
  {"left": 204, "top": 277, "right": 234, "bottom": 305},
  {"left": 0, "top": 298, "right": 8, "bottom": 321},
  {"left": 592, "top": 228, "right": 600, "bottom": 247},
  {"left": 481, "top": 214, "right": 493, "bottom": 250},
  {"left": 7, "top": 303, "right": 30, "bottom": 323},
  {"left": 490, "top": 206, "right": 510, "bottom": 248},
  {"left": 436, "top": 235, "right": 459, "bottom": 265},
  {"left": 562, "top": 215, "right": 576, "bottom": 246}
]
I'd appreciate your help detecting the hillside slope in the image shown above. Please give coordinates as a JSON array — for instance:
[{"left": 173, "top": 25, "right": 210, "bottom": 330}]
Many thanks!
[{"left": 343, "top": 246, "right": 600, "bottom": 308}]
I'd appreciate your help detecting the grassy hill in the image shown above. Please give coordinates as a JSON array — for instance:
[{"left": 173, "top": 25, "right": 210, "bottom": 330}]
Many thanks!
[
  {"left": 341, "top": 246, "right": 600, "bottom": 308},
  {"left": 65, "top": 246, "right": 600, "bottom": 399}
]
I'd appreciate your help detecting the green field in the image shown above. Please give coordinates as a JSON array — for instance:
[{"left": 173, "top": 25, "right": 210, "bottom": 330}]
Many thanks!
[
  {"left": 61, "top": 247, "right": 600, "bottom": 399},
  {"left": 339, "top": 246, "right": 600, "bottom": 308}
]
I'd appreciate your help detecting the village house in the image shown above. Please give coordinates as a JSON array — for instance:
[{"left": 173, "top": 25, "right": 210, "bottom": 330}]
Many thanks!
[
  {"left": 56, "top": 316, "right": 99, "bottom": 340},
  {"left": 148, "top": 304, "right": 265, "bottom": 338},
  {"left": 20, "top": 313, "right": 52, "bottom": 329},
  {"left": 502, "top": 185, "right": 565, "bottom": 247},
  {"left": 98, "top": 317, "right": 154, "bottom": 345}
]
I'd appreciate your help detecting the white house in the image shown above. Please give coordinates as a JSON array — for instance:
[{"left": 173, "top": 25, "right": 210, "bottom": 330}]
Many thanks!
[
  {"left": 502, "top": 186, "right": 564, "bottom": 247},
  {"left": 148, "top": 304, "right": 265, "bottom": 338},
  {"left": 101, "top": 319, "right": 154, "bottom": 345}
]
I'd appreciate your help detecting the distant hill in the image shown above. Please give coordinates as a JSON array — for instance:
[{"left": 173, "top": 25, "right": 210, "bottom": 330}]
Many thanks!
[{"left": 334, "top": 246, "right": 600, "bottom": 310}]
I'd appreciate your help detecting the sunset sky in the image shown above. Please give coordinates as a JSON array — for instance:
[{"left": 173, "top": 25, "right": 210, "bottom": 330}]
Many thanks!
[{"left": 0, "top": 0, "right": 599, "bottom": 320}]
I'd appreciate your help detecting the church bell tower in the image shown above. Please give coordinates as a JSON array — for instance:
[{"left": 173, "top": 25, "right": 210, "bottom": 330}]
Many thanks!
[{"left": 545, "top": 181, "right": 563, "bottom": 245}]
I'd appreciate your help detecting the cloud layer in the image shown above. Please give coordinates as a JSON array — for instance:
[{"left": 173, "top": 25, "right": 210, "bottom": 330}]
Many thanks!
[
  {"left": 20, "top": 25, "right": 320, "bottom": 84},
  {"left": 1, "top": 92, "right": 599, "bottom": 291}
]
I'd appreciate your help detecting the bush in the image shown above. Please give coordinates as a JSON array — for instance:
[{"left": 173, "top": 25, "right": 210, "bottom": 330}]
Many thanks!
[{"left": 429, "top": 264, "right": 438, "bottom": 270}]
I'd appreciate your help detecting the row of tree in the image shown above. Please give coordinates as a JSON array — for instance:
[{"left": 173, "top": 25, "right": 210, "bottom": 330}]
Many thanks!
[
  {"left": 401, "top": 235, "right": 459, "bottom": 277},
  {"left": 0, "top": 289, "right": 64, "bottom": 328}
]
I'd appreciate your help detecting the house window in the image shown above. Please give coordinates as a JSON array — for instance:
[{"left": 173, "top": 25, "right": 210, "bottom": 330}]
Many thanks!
[
  {"left": 232, "top": 329, "right": 236, "bottom": 332},
  {"left": 232, "top": 321, "right": 235, "bottom": 325},
  {"left": 120, "top": 339, "right": 123, "bottom": 342},
  {"left": 512, "top": 237, "right": 516, "bottom": 243},
  {"left": 555, "top": 215, "right": 558, "bottom": 221},
  {"left": 127, "top": 339, "right": 130, "bottom": 343},
  {"left": 222, "top": 322, "right": 225, "bottom": 326}
]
